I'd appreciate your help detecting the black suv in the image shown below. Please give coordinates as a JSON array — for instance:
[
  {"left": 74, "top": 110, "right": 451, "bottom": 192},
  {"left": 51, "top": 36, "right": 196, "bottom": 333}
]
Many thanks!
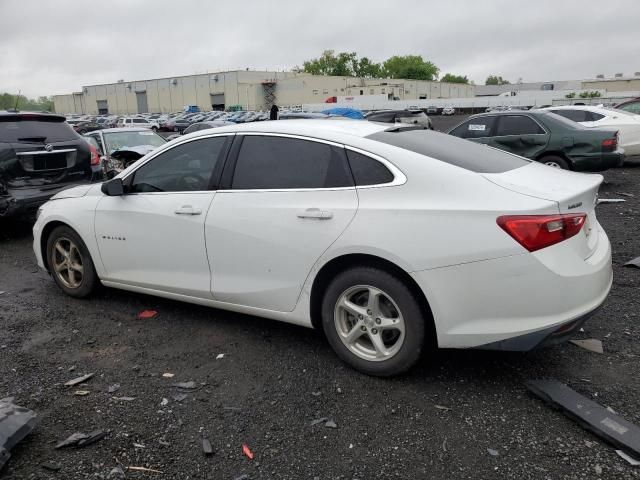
[{"left": 0, "top": 112, "right": 92, "bottom": 218}]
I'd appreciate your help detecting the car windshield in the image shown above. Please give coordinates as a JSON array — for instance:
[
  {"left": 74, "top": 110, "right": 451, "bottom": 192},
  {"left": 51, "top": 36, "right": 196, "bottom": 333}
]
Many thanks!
[{"left": 103, "top": 130, "right": 166, "bottom": 154}]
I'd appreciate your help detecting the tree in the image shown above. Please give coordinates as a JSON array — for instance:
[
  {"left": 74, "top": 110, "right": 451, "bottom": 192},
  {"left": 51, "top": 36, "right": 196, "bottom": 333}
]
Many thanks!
[
  {"left": 382, "top": 55, "right": 439, "bottom": 80},
  {"left": 485, "top": 75, "right": 511, "bottom": 85},
  {"left": 303, "top": 50, "right": 357, "bottom": 77},
  {"left": 353, "top": 57, "right": 383, "bottom": 78},
  {"left": 0, "top": 93, "right": 54, "bottom": 112},
  {"left": 440, "top": 73, "right": 469, "bottom": 84}
]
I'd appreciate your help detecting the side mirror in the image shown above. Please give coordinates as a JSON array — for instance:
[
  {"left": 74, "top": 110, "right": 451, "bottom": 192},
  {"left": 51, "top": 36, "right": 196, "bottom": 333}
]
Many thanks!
[{"left": 101, "top": 177, "right": 124, "bottom": 196}]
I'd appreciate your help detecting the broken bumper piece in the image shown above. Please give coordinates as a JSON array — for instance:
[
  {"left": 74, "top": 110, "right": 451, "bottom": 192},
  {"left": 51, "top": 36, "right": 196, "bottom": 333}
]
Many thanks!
[{"left": 0, "top": 398, "right": 38, "bottom": 470}]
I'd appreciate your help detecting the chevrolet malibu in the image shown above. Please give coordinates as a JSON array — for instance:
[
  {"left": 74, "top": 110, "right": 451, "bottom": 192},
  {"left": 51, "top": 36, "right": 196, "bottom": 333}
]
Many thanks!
[{"left": 33, "top": 120, "right": 612, "bottom": 376}]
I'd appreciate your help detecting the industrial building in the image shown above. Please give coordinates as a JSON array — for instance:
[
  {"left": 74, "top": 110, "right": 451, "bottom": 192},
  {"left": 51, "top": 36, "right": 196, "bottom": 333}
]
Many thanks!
[{"left": 52, "top": 70, "right": 476, "bottom": 115}]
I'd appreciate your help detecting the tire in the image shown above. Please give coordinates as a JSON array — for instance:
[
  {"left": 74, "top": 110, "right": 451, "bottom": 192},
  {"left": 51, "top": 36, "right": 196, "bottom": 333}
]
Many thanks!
[
  {"left": 540, "top": 155, "right": 570, "bottom": 170},
  {"left": 321, "top": 267, "right": 426, "bottom": 377},
  {"left": 46, "top": 225, "right": 98, "bottom": 298},
  {"left": 152, "top": 126, "right": 158, "bottom": 132}
]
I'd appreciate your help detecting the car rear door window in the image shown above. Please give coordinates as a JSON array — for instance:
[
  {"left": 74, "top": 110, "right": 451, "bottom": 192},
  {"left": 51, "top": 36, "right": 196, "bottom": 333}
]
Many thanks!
[
  {"left": 130, "top": 136, "right": 228, "bottom": 193},
  {"left": 495, "top": 115, "right": 545, "bottom": 136},
  {"left": 449, "top": 116, "right": 496, "bottom": 139},
  {"left": 589, "top": 112, "right": 605, "bottom": 121},
  {"left": 346, "top": 150, "right": 394, "bottom": 185},
  {"left": 231, "top": 136, "right": 353, "bottom": 189}
]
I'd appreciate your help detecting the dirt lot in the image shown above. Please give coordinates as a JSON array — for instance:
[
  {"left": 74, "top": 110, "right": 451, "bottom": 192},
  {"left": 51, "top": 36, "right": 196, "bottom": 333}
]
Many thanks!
[{"left": 0, "top": 160, "right": 639, "bottom": 479}]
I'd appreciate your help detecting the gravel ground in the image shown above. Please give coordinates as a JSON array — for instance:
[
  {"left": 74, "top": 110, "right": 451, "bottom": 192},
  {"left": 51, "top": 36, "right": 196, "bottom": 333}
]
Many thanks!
[{"left": 0, "top": 161, "right": 639, "bottom": 479}]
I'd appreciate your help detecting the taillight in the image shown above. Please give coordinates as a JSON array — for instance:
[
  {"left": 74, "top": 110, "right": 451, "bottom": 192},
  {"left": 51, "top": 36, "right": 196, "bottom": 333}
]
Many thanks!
[
  {"left": 497, "top": 214, "right": 587, "bottom": 252},
  {"left": 88, "top": 143, "right": 100, "bottom": 166},
  {"left": 602, "top": 133, "right": 617, "bottom": 152}
]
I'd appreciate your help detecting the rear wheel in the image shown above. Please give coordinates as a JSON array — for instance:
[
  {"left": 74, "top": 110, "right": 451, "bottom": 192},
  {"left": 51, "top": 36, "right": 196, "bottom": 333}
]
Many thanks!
[
  {"left": 321, "top": 267, "right": 426, "bottom": 377},
  {"left": 46, "top": 226, "right": 98, "bottom": 298},
  {"left": 540, "top": 155, "right": 570, "bottom": 169},
  {"left": 152, "top": 126, "right": 158, "bottom": 132}
]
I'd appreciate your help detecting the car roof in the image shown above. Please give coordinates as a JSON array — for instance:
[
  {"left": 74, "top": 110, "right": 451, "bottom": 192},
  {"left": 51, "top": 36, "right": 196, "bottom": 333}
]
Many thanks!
[
  {"left": 541, "top": 105, "right": 609, "bottom": 114},
  {"left": 182, "top": 119, "right": 388, "bottom": 142},
  {"left": 0, "top": 111, "right": 66, "bottom": 121}
]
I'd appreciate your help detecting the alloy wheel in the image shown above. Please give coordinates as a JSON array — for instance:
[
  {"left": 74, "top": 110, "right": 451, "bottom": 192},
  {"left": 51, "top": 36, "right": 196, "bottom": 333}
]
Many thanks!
[
  {"left": 334, "top": 285, "right": 405, "bottom": 361},
  {"left": 52, "top": 237, "right": 84, "bottom": 289}
]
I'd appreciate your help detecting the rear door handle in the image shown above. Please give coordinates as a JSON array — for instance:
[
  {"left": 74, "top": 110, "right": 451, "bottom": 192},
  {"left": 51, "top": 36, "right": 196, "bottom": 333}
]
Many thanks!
[
  {"left": 297, "top": 208, "right": 333, "bottom": 220},
  {"left": 174, "top": 205, "right": 202, "bottom": 215}
]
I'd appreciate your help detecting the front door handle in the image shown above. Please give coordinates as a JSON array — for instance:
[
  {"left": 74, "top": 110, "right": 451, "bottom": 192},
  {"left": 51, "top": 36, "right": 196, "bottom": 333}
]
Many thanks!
[
  {"left": 297, "top": 208, "right": 333, "bottom": 220},
  {"left": 174, "top": 205, "right": 202, "bottom": 215}
]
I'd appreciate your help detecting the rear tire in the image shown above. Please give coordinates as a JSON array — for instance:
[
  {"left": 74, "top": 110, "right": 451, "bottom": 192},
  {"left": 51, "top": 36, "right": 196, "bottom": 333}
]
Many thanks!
[
  {"left": 46, "top": 226, "right": 98, "bottom": 298},
  {"left": 540, "top": 155, "right": 570, "bottom": 169},
  {"left": 321, "top": 267, "right": 426, "bottom": 377}
]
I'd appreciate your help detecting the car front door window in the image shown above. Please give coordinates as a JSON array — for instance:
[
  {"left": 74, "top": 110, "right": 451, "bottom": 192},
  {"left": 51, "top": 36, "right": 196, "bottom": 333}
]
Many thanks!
[{"left": 130, "top": 137, "right": 229, "bottom": 193}]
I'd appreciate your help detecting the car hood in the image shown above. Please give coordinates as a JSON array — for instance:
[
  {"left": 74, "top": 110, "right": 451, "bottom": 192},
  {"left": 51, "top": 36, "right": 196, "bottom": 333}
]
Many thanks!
[
  {"left": 50, "top": 184, "right": 93, "bottom": 200},
  {"left": 110, "top": 145, "right": 156, "bottom": 159}
]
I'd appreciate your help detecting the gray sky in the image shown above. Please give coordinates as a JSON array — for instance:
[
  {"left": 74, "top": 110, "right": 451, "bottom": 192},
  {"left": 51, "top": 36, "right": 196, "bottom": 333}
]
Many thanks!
[{"left": 1, "top": 0, "right": 638, "bottom": 97}]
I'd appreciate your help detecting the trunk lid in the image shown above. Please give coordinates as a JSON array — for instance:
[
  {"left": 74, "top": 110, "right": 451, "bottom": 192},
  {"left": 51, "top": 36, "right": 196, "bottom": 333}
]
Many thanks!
[{"left": 483, "top": 162, "right": 602, "bottom": 258}]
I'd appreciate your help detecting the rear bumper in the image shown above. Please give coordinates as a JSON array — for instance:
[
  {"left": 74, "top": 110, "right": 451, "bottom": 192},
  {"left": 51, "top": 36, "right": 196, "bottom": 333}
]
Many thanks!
[
  {"left": 410, "top": 224, "right": 613, "bottom": 350},
  {"left": 572, "top": 150, "right": 624, "bottom": 171},
  {"left": 0, "top": 182, "right": 90, "bottom": 218}
]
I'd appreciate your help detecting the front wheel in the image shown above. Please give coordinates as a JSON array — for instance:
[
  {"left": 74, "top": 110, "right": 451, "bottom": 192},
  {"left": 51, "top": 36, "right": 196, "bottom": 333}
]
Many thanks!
[
  {"left": 321, "top": 267, "right": 426, "bottom": 377},
  {"left": 46, "top": 225, "right": 98, "bottom": 298}
]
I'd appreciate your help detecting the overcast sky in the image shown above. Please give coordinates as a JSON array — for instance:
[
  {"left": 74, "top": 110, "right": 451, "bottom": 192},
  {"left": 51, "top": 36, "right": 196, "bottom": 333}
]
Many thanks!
[{"left": 1, "top": 0, "right": 638, "bottom": 97}]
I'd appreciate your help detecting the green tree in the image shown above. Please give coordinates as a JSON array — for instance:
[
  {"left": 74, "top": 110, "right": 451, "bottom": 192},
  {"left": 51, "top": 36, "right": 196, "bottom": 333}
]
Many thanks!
[
  {"left": 353, "top": 57, "right": 383, "bottom": 78},
  {"left": 440, "top": 73, "right": 469, "bottom": 84},
  {"left": 382, "top": 55, "right": 439, "bottom": 80},
  {"left": 0, "top": 93, "right": 54, "bottom": 111},
  {"left": 303, "top": 50, "right": 358, "bottom": 77},
  {"left": 485, "top": 75, "right": 511, "bottom": 85},
  {"left": 579, "top": 91, "right": 601, "bottom": 99}
]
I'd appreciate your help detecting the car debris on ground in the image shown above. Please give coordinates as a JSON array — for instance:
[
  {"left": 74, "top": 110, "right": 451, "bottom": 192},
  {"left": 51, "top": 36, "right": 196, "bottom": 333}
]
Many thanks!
[
  {"left": 616, "top": 450, "right": 640, "bottom": 466},
  {"left": 172, "top": 381, "right": 199, "bottom": 390},
  {"left": 526, "top": 380, "right": 640, "bottom": 458},
  {"left": 0, "top": 398, "right": 38, "bottom": 470},
  {"left": 55, "top": 430, "right": 106, "bottom": 449},
  {"left": 162, "top": 372, "right": 175, "bottom": 378},
  {"left": 107, "top": 383, "right": 120, "bottom": 393},
  {"left": 137, "top": 310, "right": 158, "bottom": 319},
  {"left": 242, "top": 443, "right": 254, "bottom": 459},
  {"left": 624, "top": 256, "right": 640, "bottom": 269},
  {"left": 64, "top": 373, "right": 95, "bottom": 387},
  {"left": 569, "top": 338, "right": 604, "bottom": 354},
  {"left": 597, "top": 198, "right": 626, "bottom": 204}
]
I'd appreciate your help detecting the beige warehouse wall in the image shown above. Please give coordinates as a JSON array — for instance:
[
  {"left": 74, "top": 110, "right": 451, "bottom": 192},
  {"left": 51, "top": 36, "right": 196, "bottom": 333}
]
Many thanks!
[
  {"left": 582, "top": 79, "right": 640, "bottom": 92},
  {"left": 55, "top": 71, "right": 477, "bottom": 114}
]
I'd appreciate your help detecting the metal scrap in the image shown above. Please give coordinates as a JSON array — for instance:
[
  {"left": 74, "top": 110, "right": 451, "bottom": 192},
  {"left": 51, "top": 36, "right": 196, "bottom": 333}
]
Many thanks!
[
  {"left": 55, "top": 430, "right": 106, "bottom": 449},
  {"left": 569, "top": 339, "right": 604, "bottom": 354},
  {"left": 64, "top": 373, "right": 95, "bottom": 387},
  {"left": 0, "top": 398, "right": 38, "bottom": 470},
  {"left": 624, "top": 256, "right": 640, "bottom": 269}
]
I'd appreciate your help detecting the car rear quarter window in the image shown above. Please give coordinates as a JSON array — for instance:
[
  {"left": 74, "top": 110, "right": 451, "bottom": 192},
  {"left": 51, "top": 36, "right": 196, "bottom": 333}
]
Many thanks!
[
  {"left": 232, "top": 136, "right": 353, "bottom": 189},
  {"left": 346, "top": 150, "right": 394, "bottom": 185},
  {"left": 551, "top": 109, "right": 591, "bottom": 122},
  {"left": 450, "top": 116, "right": 496, "bottom": 139},
  {"left": 0, "top": 118, "right": 78, "bottom": 143},
  {"left": 367, "top": 129, "right": 530, "bottom": 173},
  {"left": 495, "top": 115, "right": 545, "bottom": 136}
]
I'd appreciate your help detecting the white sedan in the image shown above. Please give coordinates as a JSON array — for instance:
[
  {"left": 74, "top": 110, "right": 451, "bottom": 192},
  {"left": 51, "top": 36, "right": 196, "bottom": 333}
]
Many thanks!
[
  {"left": 542, "top": 105, "right": 640, "bottom": 159},
  {"left": 32, "top": 120, "right": 612, "bottom": 376}
]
